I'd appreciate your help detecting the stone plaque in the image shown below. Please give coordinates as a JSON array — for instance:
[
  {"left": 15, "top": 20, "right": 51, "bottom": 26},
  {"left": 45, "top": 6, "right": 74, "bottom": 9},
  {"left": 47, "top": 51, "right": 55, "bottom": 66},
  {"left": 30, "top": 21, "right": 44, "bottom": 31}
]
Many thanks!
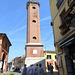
[{"left": 33, "top": 49, "right": 37, "bottom": 54}]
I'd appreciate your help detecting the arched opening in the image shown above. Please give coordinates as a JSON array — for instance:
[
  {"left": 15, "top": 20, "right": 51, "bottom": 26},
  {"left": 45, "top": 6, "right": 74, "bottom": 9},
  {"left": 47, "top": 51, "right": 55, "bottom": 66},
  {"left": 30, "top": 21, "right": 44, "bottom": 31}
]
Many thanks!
[
  {"left": 32, "top": 20, "right": 36, "bottom": 23},
  {"left": 1, "top": 53, "right": 5, "bottom": 72},
  {"left": 32, "top": 7, "right": 36, "bottom": 9},
  {"left": 33, "top": 37, "right": 37, "bottom": 40}
]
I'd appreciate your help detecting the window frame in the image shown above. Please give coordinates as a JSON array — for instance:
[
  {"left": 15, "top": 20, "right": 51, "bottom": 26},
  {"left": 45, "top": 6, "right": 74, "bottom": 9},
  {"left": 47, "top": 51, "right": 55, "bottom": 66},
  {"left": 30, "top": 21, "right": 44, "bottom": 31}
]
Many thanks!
[{"left": 47, "top": 55, "right": 51, "bottom": 59}]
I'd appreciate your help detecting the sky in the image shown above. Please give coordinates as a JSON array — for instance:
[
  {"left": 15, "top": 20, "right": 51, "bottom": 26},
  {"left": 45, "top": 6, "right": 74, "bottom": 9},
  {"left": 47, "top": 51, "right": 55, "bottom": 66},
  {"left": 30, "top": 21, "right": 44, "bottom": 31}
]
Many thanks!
[{"left": 0, "top": 0, "right": 55, "bottom": 61}]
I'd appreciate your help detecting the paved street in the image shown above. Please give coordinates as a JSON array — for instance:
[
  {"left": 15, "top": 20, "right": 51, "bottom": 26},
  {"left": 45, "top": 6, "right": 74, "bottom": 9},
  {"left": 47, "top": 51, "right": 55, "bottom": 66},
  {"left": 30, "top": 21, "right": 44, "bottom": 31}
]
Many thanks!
[
  {"left": 44, "top": 72, "right": 58, "bottom": 75},
  {"left": 10, "top": 72, "right": 58, "bottom": 75}
]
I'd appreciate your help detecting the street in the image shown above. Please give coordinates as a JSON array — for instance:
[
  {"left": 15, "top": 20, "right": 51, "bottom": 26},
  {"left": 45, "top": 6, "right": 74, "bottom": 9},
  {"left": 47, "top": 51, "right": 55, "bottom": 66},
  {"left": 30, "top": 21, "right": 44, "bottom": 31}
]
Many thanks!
[{"left": 9, "top": 72, "right": 58, "bottom": 75}]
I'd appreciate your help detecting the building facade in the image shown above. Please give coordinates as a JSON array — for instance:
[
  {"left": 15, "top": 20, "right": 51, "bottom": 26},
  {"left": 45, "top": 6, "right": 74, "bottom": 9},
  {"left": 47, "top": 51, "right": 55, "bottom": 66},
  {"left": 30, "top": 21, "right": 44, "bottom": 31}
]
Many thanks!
[
  {"left": 25, "top": 0, "right": 45, "bottom": 71},
  {"left": 44, "top": 50, "right": 58, "bottom": 72},
  {"left": 49, "top": 0, "right": 75, "bottom": 75},
  {"left": 13, "top": 55, "right": 25, "bottom": 69},
  {"left": 0, "top": 33, "right": 11, "bottom": 72},
  {"left": 7, "top": 55, "right": 25, "bottom": 71}
]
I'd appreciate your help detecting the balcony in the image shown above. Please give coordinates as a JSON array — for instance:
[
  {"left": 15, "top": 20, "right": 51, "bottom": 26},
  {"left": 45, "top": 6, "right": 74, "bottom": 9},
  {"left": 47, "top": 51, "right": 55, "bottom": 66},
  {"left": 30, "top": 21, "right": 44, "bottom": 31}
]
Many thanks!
[
  {"left": 59, "top": 0, "right": 75, "bottom": 35},
  {"left": 56, "top": 0, "right": 64, "bottom": 9},
  {"left": 64, "top": 0, "right": 75, "bottom": 27},
  {"left": 59, "top": 21, "right": 69, "bottom": 35}
]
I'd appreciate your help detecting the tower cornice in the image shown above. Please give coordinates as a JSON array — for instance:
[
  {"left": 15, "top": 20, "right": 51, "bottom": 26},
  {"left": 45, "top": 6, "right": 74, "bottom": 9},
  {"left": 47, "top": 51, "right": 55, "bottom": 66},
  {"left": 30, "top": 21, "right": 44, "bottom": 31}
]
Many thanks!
[{"left": 26, "top": 0, "right": 40, "bottom": 9}]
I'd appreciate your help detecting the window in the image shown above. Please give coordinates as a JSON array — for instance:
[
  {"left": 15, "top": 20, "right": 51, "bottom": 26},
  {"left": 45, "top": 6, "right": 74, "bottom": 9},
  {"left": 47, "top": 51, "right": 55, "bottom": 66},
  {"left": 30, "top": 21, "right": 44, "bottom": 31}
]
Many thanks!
[
  {"left": 59, "top": 9, "right": 66, "bottom": 30},
  {"left": 32, "top": 20, "right": 36, "bottom": 23},
  {"left": 47, "top": 55, "right": 51, "bottom": 59},
  {"left": 33, "top": 37, "right": 37, "bottom": 40},
  {"left": 56, "top": 0, "right": 58, "bottom": 2},
  {"left": 32, "top": 7, "right": 36, "bottom": 9},
  {"left": 68, "top": 0, "right": 71, "bottom": 5},
  {"left": 56, "top": 0, "right": 64, "bottom": 9},
  {"left": 55, "top": 55, "right": 57, "bottom": 59}
]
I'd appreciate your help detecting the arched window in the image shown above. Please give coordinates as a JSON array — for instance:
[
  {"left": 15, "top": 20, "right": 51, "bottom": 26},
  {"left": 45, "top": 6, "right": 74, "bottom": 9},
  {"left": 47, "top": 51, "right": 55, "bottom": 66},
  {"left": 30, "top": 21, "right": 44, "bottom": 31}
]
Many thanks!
[
  {"left": 32, "top": 7, "right": 36, "bottom": 9},
  {"left": 32, "top": 20, "right": 36, "bottom": 23},
  {"left": 33, "top": 37, "right": 37, "bottom": 40}
]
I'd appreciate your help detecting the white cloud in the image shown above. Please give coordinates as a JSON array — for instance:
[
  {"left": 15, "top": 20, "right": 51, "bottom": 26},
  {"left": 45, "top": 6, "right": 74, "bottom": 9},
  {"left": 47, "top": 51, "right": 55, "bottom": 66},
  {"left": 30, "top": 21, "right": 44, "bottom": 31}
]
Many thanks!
[
  {"left": 9, "top": 17, "right": 26, "bottom": 33},
  {"left": 9, "top": 25, "right": 27, "bottom": 35},
  {"left": 40, "top": 16, "right": 51, "bottom": 22}
]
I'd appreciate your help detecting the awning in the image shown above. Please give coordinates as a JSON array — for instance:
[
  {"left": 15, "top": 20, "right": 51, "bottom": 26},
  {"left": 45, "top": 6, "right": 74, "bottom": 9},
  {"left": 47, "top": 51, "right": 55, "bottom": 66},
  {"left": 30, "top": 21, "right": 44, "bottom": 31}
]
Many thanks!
[
  {"left": 47, "top": 61, "right": 53, "bottom": 65},
  {"left": 60, "top": 34, "right": 75, "bottom": 49},
  {"left": 55, "top": 61, "right": 57, "bottom": 65}
]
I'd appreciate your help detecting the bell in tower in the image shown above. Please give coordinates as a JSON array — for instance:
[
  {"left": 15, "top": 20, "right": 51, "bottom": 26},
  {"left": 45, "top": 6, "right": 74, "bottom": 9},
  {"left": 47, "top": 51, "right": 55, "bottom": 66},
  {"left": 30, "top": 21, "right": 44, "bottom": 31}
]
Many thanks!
[{"left": 25, "top": 0, "right": 46, "bottom": 71}]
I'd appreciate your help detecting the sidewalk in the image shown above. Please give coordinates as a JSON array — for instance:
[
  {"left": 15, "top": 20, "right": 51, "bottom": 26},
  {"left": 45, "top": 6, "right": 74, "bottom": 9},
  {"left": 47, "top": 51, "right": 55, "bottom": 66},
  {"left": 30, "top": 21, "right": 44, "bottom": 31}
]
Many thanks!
[{"left": 44, "top": 72, "right": 58, "bottom": 75}]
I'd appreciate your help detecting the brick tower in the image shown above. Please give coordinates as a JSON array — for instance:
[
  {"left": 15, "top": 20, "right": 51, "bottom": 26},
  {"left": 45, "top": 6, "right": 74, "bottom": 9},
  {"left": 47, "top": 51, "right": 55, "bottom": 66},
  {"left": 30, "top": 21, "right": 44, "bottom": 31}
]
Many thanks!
[{"left": 25, "top": 0, "right": 45, "bottom": 70}]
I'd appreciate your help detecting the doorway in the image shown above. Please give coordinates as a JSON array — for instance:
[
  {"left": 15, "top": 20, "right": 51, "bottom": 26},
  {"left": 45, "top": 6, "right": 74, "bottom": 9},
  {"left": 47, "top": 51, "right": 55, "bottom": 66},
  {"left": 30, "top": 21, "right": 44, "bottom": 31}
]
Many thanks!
[{"left": 1, "top": 53, "right": 5, "bottom": 72}]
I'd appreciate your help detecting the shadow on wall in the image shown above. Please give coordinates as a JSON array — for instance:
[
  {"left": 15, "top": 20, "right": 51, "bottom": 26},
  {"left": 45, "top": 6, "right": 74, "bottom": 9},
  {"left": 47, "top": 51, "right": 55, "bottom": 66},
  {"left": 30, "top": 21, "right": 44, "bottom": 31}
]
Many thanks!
[{"left": 25, "top": 58, "right": 46, "bottom": 72}]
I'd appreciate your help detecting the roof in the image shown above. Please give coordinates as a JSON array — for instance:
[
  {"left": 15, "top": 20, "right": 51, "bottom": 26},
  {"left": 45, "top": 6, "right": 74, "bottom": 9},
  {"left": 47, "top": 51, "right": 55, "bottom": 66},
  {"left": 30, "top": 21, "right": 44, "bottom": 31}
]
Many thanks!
[
  {"left": 26, "top": 0, "right": 40, "bottom": 9},
  {"left": 43, "top": 50, "right": 56, "bottom": 53},
  {"left": 30, "top": 0, "right": 37, "bottom": 2},
  {"left": 0, "top": 33, "right": 12, "bottom": 46}
]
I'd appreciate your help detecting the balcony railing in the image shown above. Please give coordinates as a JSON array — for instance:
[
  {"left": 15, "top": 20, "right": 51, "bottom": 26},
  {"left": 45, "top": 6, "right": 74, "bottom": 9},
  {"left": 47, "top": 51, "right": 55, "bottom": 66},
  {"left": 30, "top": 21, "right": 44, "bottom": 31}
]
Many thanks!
[
  {"left": 64, "top": 0, "right": 75, "bottom": 27},
  {"left": 56, "top": 0, "right": 64, "bottom": 9},
  {"left": 59, "top": 0, "right": 75, "bottom": 35}
]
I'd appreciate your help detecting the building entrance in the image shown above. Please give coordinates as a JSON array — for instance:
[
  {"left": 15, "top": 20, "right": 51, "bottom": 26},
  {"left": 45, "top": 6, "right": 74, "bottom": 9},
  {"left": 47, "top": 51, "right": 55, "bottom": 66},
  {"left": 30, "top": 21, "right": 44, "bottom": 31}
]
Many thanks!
[
  {"left": 69, "top": 44, "right": 75, "bottom": 74},
  {"left": 65, "top": 44, "right": 75, "bottom": 75}
]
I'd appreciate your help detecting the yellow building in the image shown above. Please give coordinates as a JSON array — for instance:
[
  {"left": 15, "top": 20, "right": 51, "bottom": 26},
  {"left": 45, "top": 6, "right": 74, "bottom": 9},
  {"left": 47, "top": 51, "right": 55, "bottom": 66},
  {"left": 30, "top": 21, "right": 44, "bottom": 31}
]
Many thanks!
[
  {"left": 44, "top": 50, "right": 58, "bottom": 71},
  {"left": 49, "top": 0, "right": 75, "bottom": 75}
]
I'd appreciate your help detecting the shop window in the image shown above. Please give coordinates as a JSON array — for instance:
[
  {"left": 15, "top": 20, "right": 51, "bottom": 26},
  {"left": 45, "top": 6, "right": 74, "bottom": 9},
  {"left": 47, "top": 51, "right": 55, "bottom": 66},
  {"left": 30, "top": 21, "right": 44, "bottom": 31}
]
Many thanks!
[
  {"left": 47, "top": 55, "right": 51, "bottom": 59},
  {"left": 32, "top": 20, "right": 36, "bottom": 23},
  {"left": 32, "top": 7, "right": 36, "bottom": 9},
  {"left": 33, "top": 37, "right": 37, "bottom": 40}
]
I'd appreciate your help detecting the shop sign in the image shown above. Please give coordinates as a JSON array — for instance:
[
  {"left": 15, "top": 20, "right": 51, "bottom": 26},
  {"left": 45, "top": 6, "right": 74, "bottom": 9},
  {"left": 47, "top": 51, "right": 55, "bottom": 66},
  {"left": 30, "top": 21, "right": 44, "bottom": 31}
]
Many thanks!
[
  {"left": 57, "top": 44, "right": 63, "bottom": 55},
  {"left": 60, "top": 34, "right": 75, "bottom": 49}
]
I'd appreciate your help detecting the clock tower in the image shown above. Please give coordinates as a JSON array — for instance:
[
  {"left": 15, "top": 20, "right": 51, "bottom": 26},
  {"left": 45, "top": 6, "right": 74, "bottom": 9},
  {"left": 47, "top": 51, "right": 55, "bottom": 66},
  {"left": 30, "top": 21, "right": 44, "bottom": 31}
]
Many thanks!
[{"left": 25, "top": 0, "right": 45, "bottom": 70}]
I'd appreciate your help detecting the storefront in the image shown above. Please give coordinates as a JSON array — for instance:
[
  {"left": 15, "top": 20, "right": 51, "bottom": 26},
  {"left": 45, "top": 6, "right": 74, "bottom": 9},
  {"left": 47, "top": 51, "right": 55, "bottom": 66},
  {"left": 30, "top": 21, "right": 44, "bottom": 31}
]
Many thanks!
[{"left": 60, "top": 34, "right": 75, "bottom": 75}]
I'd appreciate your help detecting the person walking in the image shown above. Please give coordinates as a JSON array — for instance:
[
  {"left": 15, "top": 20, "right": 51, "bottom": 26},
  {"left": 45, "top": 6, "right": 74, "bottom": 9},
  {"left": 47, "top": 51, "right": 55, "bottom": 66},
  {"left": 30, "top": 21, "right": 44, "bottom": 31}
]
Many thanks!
[
  {"left": 38, "top": 64, "right": 44, "bottom": 75},
  {"left": 28, "top": 65, "right": 34, "bottom": 75},
  {"left": 35, "top": 64, "right": 39, "bottom": 75},
  {"left": 22, "top": 64, "right": 27, "bottom": 75},
  {"left": 49, "top": 63, "right": 53, "bottom": 75}
]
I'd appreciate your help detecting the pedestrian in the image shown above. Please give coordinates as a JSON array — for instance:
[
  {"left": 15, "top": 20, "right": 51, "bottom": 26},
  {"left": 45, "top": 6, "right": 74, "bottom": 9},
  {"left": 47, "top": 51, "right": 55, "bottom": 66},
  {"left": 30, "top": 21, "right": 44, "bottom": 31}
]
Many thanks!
[
  {"left": 22, "top": 64, "right": 27, "bottom": 75},
  {"left": 28, "top": 64, "right": 34, "bottom": 75},
  {"left": 34, "top": 64, "right": 39, "bottom": 75},
  {"left": 49, "top": 63, "right": 53, "bottom": 75},
  {"left": 38, "top": 64, "right": 44, "bottom": 75}
]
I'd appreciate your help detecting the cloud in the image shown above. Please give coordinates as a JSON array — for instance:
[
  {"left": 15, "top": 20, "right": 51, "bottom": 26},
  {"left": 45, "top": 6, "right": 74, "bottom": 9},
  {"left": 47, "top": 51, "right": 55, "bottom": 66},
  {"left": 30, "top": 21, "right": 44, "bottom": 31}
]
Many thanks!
[
  {"left": 8, "top": 16, "right": 51, "bottom": 35},
  {"left": 9, "top": 17, "right": 26, "bottom": 33},
  {"left": 40, "top": 16, "right": 51, "bottom": 22},
  {"left": 9, "top": 25, "right": 27, "bottom": 35}
]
